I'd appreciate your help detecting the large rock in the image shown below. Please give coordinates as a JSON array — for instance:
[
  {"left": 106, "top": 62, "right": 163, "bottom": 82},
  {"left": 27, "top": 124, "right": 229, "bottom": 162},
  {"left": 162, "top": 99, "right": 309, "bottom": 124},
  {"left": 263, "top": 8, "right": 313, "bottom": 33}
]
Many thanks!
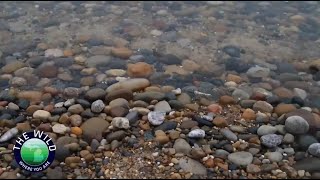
[
  {"left": 33, "top": 110, "right": 51, "bottom": 120},
  {"left": 173, "top": 138, "right": 191, "bottom": 155},
  {"left": 286, "top": 109, "right": 320, "bottom": 131},
  {"left": 179, "top": 157, "right": 207, "bottom": 176},
  {"left": 228, "top": 151, "right": 253, "bottom": 166},
  {"left": 134, "top": 91, "right": 165, "bottom": 102},
  {"left": 105, "top": 89, "right": 133, "bottom": 102},
  {"left": 308, "top": 143, "right": 320, "bottom": 157},
  {"left": 85, "top": 88, "right": 106, "bottom": 101},
  {"left": 285, "top": 116, "right": 309, "bottom": 135},
  {"left": 106, "top": 78, "right": 150, "bottom": 93},
  {"left": 293, "top": 157, "right": 320, "bottom": 172},
  {"left": 80, "top": 117, "right": 109, "bottom": 143}
]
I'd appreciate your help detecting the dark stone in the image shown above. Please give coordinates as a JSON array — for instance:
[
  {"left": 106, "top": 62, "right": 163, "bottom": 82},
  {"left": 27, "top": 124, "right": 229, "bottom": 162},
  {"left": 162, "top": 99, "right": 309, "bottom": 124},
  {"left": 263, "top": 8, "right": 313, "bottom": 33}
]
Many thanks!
[
  {"left": 54, "top": 58, "right": 74, "bottom": 67},
  {"left": 154, "top": 121, "right": 177, "bottom": 132},
  {"left": 228, "top": 163, "right": 238, "bottom": 171},
  {"left": 158, "top": 54, "right": 182, "bottom": 65},
  {"left": 0, "top": 79, "right": 9, "bottom": 88},
  {"left": 164, "top": 92, "right": 177, "bottom": 101},
  {"left": 168, "top": 100, "right": 184, "bottom": 110},
  {"left": 51, "top": 107, "right": 67, "bottom": 115},
  {"left": 222, "top": 45, "right": 241, "bottom": 58},
  {"left": 14, "top": 115, "right": 25, "bottom": 124},
  {"left": 76, "top": 99, "right": 91, "bottom": 108},
  {"left": 291, "top": 96, "right": 304, "bottom": 107},
  {"left": 193, "top": 116, "right": 213, "bottom": 127},
  {"left": 297, "top": 135, "right": 318, "bottom": 151},
  {"left": 17, "top": 99, "right": 30, "bottom": 109},
  {"left": 106, "top": 130, "right": 126, "bottom": 142},
  {"left": 294, "top": 157, "right": 320, "bottom": 173},
  {"left": 276, "top": 62, "right": 297, "bottom": 74},
  {"left": 126, "top": 111, "right": 139, "bottom": 125},
  {"left": 0, "top": 90, "right": 16, "bottom": 102},
  {"left": 223, "top": 144, "right": 234, "bottom": 153},
  {"left": 81, "top": 109, "right": 95, "bottom": 118},
  {"left": 0, "top": 113, "right": 12, "bottom": 120},
  {"left": 1, "top": 109, "right": 18, "bottom": 117},
  {"left": 294, "top": 151, "right": 306, "bottom": 161},
  {"left": 225, "top": 58, "right": 252, "bottom": 73},
  {"left": 55, "top": 146, "right": 71, "bottom": 162}
]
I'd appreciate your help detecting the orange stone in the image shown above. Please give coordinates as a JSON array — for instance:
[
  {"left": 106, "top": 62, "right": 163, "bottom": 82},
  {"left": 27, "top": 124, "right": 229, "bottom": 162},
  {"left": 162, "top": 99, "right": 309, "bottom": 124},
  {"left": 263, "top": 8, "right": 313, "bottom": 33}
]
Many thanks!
[
  {"left": 274, "top": 104, "right": 297, "bottom": 116},
  {"left": 226, "top": 74, "right": 242, "bottom": 84},
  {"left": 127, "top": 62, "right": 154, "bottom": 78},
  {"left": 219, "top": 95, "right": 235, "bottom": 105},
  {"left": 212, "top": 116, "right": 228, "bottom": 127},
  {"left": 43, "top": 104, "right": 54, "bottom": 112},
  {"left": 207, "top": 104, "right": 222, "bottom": 114},
  {"left": 242, "top": 108, "right": 256, "bottom": 121},
  {"left": 111, "top": 47, "right": 133, "bottom": 59},
  {"left": 204, "top": 158, "right": 215, "bottom": 168},
  {"left": 71, "top": 127, "right": 82, "bottom": 136},
  {"left": 63, "top": 49, "right": 73, "bottom": 57}
]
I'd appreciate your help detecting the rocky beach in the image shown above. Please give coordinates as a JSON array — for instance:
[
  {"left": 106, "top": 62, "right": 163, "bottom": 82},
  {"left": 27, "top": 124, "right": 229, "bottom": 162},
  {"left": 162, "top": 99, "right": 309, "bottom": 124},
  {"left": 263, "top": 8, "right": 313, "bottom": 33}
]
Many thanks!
[{"left": 1, "top": 1, "right": 320, "bottom": 179}]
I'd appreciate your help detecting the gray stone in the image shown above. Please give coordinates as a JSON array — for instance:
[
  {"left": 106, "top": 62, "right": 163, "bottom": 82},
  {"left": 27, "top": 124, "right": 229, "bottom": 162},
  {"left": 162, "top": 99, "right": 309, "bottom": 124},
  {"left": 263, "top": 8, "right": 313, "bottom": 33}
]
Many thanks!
[
  {"left": 266, "top": 152, "right": 283, "bottom": 162},
  {"left": 179, "top": 157, "right": 207, "bottom": 176},
  {"left": 247, "top": 65, "right": 270, "bottom": 78},
  {"left": 221, "top": 128, "right": 238, "bottom": 141},
  {"left": 228, "top": 151, "right": 253, "bottom": 166},
  {"left": 126, "top": 111, "right": 139, "bottom": 125},
  {"left": 298, "top": 135, "right": 319, "bottom": 151},
  {"left": 283, "top": 133, "right": 295, "bottom": 144},
  {"left": 86, "top": 55, "right": 111, "bottom": 67},
  {"left": 261, "top": 134, "right": 283, "bottom": 148},
  {"left": 253, "top": 101, "right": 273, "bottom": 113},
  {"left": 232, "top": 89, "right": 250, "bottom": 101},
  {"left": 308, "top": 143, "right": 320, "bottom": 157},
  {"left": 173, "top": 138, "right": 191, "bottom": 155},
  {"left": 148, "top": 111, "right": 166, "bottom": 126},
  {"left": 85, "top": 88, "right": 106, "bottom": 101},
  {"left": 188, "top": 129, "right": 205, "bottom": 138},
  {"left": 285, "top": 116, "right": 309, "bottom": 135},
  {"left": 257, "top": 125, "right": 277, "bottom": 136},
  {"left": 154, "top": 100, "right": 171, "bottom": 113},
  {"left": 106, "top": 130, "right": 126, "bottom": 142},
  {"left": 91, "top": 100, "right": 105, "bottom": 113},
  {"left": 134, "top": 92, "right": 165, "bottom": 102},
  {"left": 294, "top": 158, "right": 320, "bottom": 173},
  {"left": 111, "top": 117, "right": 130, "bottom": 129}
]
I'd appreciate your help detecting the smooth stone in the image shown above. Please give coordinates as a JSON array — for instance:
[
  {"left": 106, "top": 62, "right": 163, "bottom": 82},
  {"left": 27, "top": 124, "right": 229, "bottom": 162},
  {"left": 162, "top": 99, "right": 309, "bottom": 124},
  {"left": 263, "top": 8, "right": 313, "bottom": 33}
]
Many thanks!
[
  {"left": 286, "top": 109, "right": 320, "bottom": 131},
  {"left": 293, "top": 158, "right": 320, "bottom": 173},
  {"left": 180, "top": 120, "right": 198, "bottom": 129},
  {"left": 125, "top": 111, "right": 139, "bottom": 125},
  {"left": 91, "top": 100, "right": 105, "bottom": 113},
  {"left": 298, "top": 135, "right": 318, "bottom": 151},
  {"left": 80, "top": 117, "right": 109, "bottom": 143},
  {"left": 179, "top": 157, "right": 207, "bottom": 176},
  {"left": 86, "top": 55, "right": 110, "bottom": 67},
  {"left": 308, "top": 143, "right": 320, "bottom": 157},
  {"left": 109, "top": 98, "right": 129, "bottom": 109},
  {"left": 173, "top": 138, "right": 191, "bottom": 155},
  {"left": 106, "top": 130, "right": 126, "bottom": 142},
  {"left": 283, "top": 133, "right": 295, "bottom": 144},
  {"left": 154, "top": 100, "right": 171, "bottom": 113},
  {"left": 111, "top": 117, "right": 130, "bottom": 129},
  {"left": 154, "top": 121, "right": 177, "bottom": 132},
  {"left": 247, "top": 66, "right": 270, "bottom": 78},
  {"left": 257, "top": 125, "right": 277, "bottom": 136},
  {"left": 68, "top": 104, "right": 84, "bottom": 114},
  {"left": 188, "top": 129, "right": 205, "bottom": 138},
  {"left": 285, "top": 116, "right": 309, "bottom": 134},
  {"left": 253, "top": 101, "right": 273, "bottom": 113},
  {"left": 85, "top": 88, "right": 106, "bottom": 101},
  {"left": 134, "top": 92, "right": 165, "bottom": 102},
  {"left": 261, "top": 134, "right": 283, "bottom": 148},
  {"left": 228, "top": 151, "right": 253, "bottom": 166},
  {"left": 266, "top": 152, "right": 283, "bottom": 162},
  {"left": 110, "top": 106, "right": 129, "bottom": 117},
  {"left": 221, "top": 128, "right": 238, "bottom": 141},
  {"left": 232, "top": 89, "right": 250, "bottom": 101},
  {"left": 194, "top": 116, "right": 214, "bottom": 127},
  {"left": 105, "top": 89, "right": 133, "bottom": 102},
  {"left": 33, "top": 110, "right": 51, "bottom": 120},
  {"left": 106, "top": 78, "right": 150, "bottom": 93},
  {"left": 52, "top": 123, "right": 68, "bottom": 134},
  {"left": 177, "top": 93, "right": 191, "bottom": 105},
  {"left": 148, "top": 111, "right": 166, "bottom": 126}
]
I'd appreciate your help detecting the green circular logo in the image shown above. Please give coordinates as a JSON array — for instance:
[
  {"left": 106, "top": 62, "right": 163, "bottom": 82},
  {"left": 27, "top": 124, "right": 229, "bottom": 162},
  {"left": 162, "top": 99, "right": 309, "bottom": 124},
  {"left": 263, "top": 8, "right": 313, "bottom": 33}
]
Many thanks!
[{"left": 21, "top": 138, "right": 49, "bottom": 166}]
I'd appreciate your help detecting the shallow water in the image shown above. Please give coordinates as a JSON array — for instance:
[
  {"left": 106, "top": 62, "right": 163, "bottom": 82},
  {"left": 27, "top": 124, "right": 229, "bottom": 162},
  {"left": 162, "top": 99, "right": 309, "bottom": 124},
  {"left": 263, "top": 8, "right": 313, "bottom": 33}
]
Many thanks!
[{"left": 1, "top": 2, "right": 320, "bottom": 83}]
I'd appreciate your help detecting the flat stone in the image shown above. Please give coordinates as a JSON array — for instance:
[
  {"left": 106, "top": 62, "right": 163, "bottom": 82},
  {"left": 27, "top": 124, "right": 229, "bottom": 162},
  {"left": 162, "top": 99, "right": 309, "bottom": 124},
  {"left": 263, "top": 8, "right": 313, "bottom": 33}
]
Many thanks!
[
  {"left": 106, "top": 78, "right": 150, "bottom": 93},
  {"left": 293, "top": 158, "right": 320, "bottom": 172},
  {"left": 134, "top": 91, "right": 165, "bottom": 102},
  {"left": 179, "top": 157, "right": 207, "bottom": 176},
  {"left": 228, "top": 151, "right": 253, "bottom": 166},
  {"left": 105, "top": 88, "right": 133, "bottom": 102},
  {"left": 154, "top": 100, "right": 171, "bottom": 113},
  {"left": 80, "top": 117, "right": 109, "bottom": 143},
  {"left": 174, "top": 138, "right": 191, "bottom": 155}
]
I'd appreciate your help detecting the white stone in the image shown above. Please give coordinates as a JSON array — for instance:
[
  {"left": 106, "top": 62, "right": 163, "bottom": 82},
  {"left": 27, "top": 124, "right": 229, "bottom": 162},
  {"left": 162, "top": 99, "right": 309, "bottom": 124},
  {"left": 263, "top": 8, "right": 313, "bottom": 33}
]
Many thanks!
[
  {"left": 112, "top": 117, "right": 130, "bottom": 129},
  {"left": 148, "top": 111, "right": 166, "bottom": 126},
  {"left": 52, "top": 123, "right": 68, "bottom": 134},
  {"left": 33, "top": 110, "right": 51, "bottom": 120},
  {"left": 188, "top": 129, "right": 205, "bottom": 138},
  {"left": 45, "top": 48, "right": 63, "bottom": 57}
]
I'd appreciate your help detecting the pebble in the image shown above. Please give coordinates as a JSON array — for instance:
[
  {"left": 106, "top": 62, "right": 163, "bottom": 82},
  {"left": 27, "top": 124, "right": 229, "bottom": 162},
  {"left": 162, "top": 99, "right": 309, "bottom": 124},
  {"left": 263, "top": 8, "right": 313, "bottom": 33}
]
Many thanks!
[
  {"left": 80, "top": 117, "right": 110, "bottom": 143},
  {"left": 106, "top": 78, "right": 150, "bottom": 93},
  {"left": 45, "top": 48, "right": 63, "bottom": 57},
  {"left": 261, "top": 134, "right": 283, "bottom": 148},
  {"left": 33, "top": 110, "right": 51, "bottom": 120},
  {"left": 85, "top": 88, "right": 106, "bottom": 101},
  {"left": 0, "top": 127, "right": 18, "bottom": 142},
  {"left": 173, "top": 138, "right": 191, "bottom": 155},
  {"left": 179, "top": 157, "right": 207, "bottom": 176},
  {"left": 127, "top": 62, "right": 154, "bottom": 78},
  {"left": 266, "top": 151, "right": 283, "bottom": 162},
  {"left": 228, "top": 151, "right": 253, "bottom": 166},
  {"left": 247, "top": 66, "right": 270, "bottom": 78},
  {"left": 111, "top": 117, "right": 130, "bottom": 129},
  {"left": 253, "top": 101, "right": 273, "bottom": 113},
  {"left": 308, "top": 143, "right": 320, "bottom": 157},
  {"left": 52, "top": 123, "right": 68, "bottom": 134},
  {"left": 154, "top": 100, "right": 172, "bottom": 113},
  {"left": 91, "top": 100, "right": 105, "bottom": 113},
  {"left": 188, "top": 129, "right": 205, "bottom": 138},
  {"left": 257, "top": 125, "right": 277, "bottom": 136},
  {"left": 148, "top": 111, "right": 166, "bottom": 126},
  {"left": 221, "top": 128, "right": 238, "bottom": 141},
  {"left": 285, "top": 115, "right": 309, "bottom": 134}
]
